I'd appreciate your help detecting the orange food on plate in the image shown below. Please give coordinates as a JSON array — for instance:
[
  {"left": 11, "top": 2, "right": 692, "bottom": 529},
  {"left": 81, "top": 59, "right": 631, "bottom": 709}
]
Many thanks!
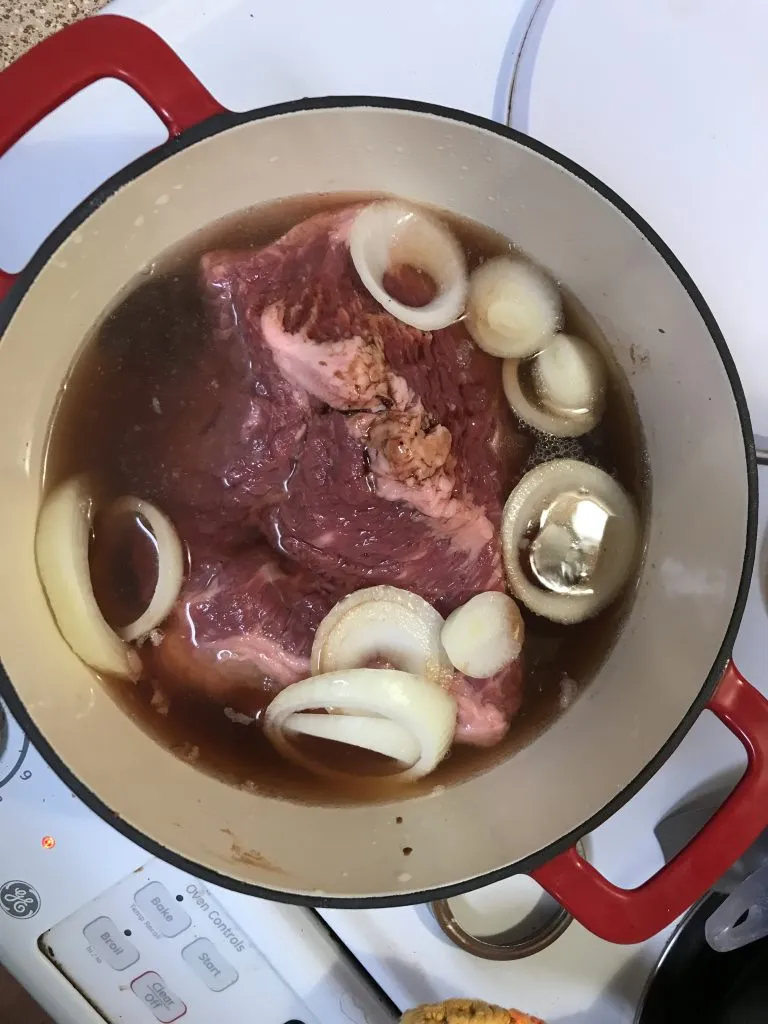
[{"left": 401, "top": 998, "right": 545, "bottom": 1024}]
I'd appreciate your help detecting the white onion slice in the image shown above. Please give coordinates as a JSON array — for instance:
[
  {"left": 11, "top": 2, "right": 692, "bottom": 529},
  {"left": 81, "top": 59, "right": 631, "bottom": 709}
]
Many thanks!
[
  {"left": 534, "top": 334, "right": 607, "bottom": 416},
  {"left": 349, "top": 201, "right": 468, "bottom": 330},
  {"left": 501, "top": 460, "right": 641, "bottom": 624},
  {"left": 441, "top": 592, "right": 525, "bottom": 678},
  {"left": 108, "top": 496, "right": 184, "bottom": 642},
  {"left": 466, "top": 256, "right": 562, "bottom": 359},
  {"left": 283, "top": 713, "right": 420, "bottom": 764},
  {"left": 502, "top": 334, "right": 607, "bottom": 438},
  {"left": 35, "top": 477, "right": 140, "bottom": 678},
  {"left": 311, "top": 585, "right": 453, "bottom": 686},
  {"left": 265, "top": 669, "right": 457, "bottom": 782}
]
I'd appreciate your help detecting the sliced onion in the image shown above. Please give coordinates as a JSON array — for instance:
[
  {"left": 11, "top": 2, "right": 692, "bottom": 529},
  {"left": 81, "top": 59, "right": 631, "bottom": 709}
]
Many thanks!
[
  {"left": 311, "top": 585, "right": 453, "bottom": 686},
  {"left": 502, "top": 334, "right": 607, "bottom": 438},
  {"left": 35, "top": 477, "right": 140, "bottom": 678},
  {"left": 501, "top": 460, "right": 641, "bottom": 624},
  {"left": 283, "top": 714, "right": 420, "bottom": 764},
  {"left": 349, "top": 201, "right": 468, "bottom": 330},
  {"left": 441, "top": 592, "right": 525, "bottom": 678},
  {"left": 265, "top": 669, "right": 457, "bottom": 782},
  {"left": 107, "top": 496, "right": 184, "bottom": 642},
  {"left": 466, "top": 256, "right": 562, "bottom": 359},
  {"left": 534, "top": 334, "right": 607, "bottom": 416}
]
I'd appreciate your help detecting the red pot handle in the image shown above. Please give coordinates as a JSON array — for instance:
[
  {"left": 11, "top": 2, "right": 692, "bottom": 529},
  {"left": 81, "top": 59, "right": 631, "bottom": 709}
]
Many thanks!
[
  {"left": 532, "top": 662, "right": 768, "bottom": 943},
  {"left": 0, "top": 13, "right": 227, "bottom": 302}
]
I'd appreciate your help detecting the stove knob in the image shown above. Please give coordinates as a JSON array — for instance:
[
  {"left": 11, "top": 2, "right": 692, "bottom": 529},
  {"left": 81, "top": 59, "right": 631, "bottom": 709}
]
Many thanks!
[{"left": 0, "top": 700, "right": 28, "bottom": 787}]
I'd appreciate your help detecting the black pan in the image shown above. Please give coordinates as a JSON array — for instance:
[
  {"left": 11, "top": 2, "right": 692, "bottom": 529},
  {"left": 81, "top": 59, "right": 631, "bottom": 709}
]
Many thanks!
[{"left": 637, "top": 894, "right": 768, "bottom": 1023}]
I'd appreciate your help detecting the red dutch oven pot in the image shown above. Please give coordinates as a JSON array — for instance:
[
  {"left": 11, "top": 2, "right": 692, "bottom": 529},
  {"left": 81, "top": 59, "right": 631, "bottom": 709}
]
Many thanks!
[{"left": 0, "top": 16, "right": 763, "bottom": 943}]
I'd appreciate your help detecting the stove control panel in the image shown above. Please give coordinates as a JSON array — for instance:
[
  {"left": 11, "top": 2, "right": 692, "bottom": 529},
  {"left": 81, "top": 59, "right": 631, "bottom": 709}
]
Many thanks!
[{"left": 41, "top": 860, "right": 325, "bottom": 1024}]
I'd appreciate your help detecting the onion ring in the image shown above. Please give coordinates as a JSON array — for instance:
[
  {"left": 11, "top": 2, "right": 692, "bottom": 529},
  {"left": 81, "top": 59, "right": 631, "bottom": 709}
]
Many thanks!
[
  {"left": 441, "top": 592, "right": 524, "bottom": 678},
  {"left": 350, "top": 201, "right": 468, "bottom": 331},
  {"left": 35, "top": 476, "right": 140, "bottom": 678},
  {"left": 265, "top": 669, "right": 457, "bottom": 782},
  {"left": 501, "top": 460, "right": 640, "bottom": 623},
  {"left": 108, "top": 496, "right": 184, "bottom": 642},
  {"left": 282, "top": 713, "right": 420, "bottom": 765},
  {"left": 466, "top": 256, "right": 562, "bottom": 359},
  {"left": 311, "top": 585, "right": 452, "bottom": 686}
]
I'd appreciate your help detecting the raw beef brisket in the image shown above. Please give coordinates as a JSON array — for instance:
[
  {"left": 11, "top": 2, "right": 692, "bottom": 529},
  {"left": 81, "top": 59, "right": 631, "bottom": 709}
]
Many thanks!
[
  {"left": 148, "top": 545, "right": 339, "bottom": 715},
  {"left": 145, "top": 205, "right": 527, "bottom": 745}
]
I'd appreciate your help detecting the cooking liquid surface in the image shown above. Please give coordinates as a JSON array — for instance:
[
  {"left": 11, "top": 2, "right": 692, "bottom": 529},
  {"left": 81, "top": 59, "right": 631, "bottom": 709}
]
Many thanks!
[{"left": 45, "top": 193, "right": 648, "bottom": 804}]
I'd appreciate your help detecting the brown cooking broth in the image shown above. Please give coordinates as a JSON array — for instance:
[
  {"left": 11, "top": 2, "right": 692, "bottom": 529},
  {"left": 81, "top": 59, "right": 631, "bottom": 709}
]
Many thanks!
[{"left": 44, "top": 193, "right": 648, "bottom": 805}]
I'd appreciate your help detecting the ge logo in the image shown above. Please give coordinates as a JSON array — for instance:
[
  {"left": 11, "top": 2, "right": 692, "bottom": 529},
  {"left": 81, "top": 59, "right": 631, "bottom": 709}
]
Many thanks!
[{"left": 0, "top": 880, "right": 40, "bottom": 920}]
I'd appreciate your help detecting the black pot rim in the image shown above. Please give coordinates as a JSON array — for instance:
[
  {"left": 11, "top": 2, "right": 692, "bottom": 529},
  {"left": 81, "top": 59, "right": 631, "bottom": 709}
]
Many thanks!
[{"left": 0, "top": 95, "right": 758, "bottom": 910}]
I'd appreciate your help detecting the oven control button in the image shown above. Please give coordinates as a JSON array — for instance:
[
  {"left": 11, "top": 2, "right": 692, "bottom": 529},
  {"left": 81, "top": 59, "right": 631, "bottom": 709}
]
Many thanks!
[
  {"left": 181, "top": 937, "right": 238, "bottom": 992},
  {"left": 134, "top": 881, "right": 191, "bottom": 938},
  {"left": 83, "top": 916, "right": 139, "bottom": 971},
  {"left": 130, "top": 971, "right": 186, "bottom": 1022}
]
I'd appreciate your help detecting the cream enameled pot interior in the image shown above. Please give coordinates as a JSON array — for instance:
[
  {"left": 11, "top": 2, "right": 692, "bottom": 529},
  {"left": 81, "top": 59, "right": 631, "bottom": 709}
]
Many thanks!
[{"left": 0, "top": 106, "right": 749, "bottom": 900}]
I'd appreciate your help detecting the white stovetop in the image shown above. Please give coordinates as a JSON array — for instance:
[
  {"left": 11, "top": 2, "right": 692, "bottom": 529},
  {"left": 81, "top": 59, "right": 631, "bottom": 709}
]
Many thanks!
[{"left": 1, "top": 1, "right": 767, "bottom": 1022}]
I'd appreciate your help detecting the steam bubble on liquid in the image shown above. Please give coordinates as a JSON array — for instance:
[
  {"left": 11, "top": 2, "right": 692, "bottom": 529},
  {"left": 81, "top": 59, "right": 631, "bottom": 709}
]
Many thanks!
[{"left": 519, "top": 417, "right": 586, "bottom": 473}]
